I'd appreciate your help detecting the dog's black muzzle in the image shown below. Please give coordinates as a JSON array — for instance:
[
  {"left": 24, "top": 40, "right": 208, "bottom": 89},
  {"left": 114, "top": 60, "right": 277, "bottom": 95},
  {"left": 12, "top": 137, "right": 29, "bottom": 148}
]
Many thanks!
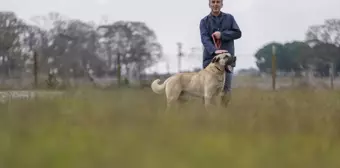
[
  {"left": 226, "top": 56, "right": 237, "bottom": 67},
  {"left": 225, "top": 56, "right": 236, "bottom": 73}
]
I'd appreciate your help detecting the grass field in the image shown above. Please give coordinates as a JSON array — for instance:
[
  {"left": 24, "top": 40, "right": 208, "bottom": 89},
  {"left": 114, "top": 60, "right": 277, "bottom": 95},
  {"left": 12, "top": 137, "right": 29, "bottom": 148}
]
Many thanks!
[{"left": 1, "top": 87, "right": 340, "bottom": 168}]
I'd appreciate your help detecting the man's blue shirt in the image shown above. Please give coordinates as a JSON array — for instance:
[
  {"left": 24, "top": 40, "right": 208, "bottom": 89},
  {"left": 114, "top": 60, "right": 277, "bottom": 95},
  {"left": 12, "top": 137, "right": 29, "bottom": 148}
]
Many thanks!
[{"left": 199, "top": 12, "right": 242, "bottom": 67}]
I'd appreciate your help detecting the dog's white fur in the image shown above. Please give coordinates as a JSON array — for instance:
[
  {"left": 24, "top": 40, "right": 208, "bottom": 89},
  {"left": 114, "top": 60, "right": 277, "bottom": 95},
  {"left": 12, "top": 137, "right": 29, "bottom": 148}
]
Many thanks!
[{"left": 151, "top": 52, "right": 232, "bottom": 111}]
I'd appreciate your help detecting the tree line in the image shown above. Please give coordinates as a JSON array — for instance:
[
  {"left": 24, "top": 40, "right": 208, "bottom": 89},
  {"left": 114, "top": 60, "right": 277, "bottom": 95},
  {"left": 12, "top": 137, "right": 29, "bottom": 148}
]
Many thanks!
[
  {"left": 254, "top": 18, "right": 340, "bottom": 77},
  {"left": 0, "top": 11, "right": 163, "bottom": 84},
  {"left": 2, "top": 10, "right": 339, "bottom": 86}
]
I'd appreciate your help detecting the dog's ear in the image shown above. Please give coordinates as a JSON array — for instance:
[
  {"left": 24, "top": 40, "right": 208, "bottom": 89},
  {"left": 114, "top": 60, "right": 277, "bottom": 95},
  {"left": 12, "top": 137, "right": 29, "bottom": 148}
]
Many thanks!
[{"left": 212, "top": 56, "right": 220, "bottom": 63}]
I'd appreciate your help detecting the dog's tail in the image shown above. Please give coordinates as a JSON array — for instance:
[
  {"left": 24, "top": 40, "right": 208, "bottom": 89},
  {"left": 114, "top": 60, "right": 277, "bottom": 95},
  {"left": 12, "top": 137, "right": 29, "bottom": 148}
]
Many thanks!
[{"left": 151, "top": 78, "right": 169, "bottom": 94}]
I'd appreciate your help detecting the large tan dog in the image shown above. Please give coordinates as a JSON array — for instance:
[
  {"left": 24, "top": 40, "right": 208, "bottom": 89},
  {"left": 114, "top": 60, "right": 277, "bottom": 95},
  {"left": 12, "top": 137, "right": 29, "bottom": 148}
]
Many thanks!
[{"left": 151, "top": 52, "right": 235, "bottom": 111}]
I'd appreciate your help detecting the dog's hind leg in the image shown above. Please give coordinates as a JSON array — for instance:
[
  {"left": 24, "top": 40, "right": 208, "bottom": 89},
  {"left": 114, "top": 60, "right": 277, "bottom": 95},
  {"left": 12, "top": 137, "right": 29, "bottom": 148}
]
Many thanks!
[
  {"left": 175, "top": 92, "right": 191, "bottom": 112},
  {"left": 165, "top": 97, "right": 181, "bottom": 113},
  {"left": 165, "top": 87, "right": 182, "bottom": 113},
  {"left": 178, "top": 91, "right": 190, "bottom": 104}
]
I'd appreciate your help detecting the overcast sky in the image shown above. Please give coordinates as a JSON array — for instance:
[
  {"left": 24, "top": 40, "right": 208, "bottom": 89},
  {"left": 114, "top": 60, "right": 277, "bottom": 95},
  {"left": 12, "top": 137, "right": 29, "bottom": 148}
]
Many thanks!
[{"left": 1, "top": 0, "right": 340, "bottom": 73}]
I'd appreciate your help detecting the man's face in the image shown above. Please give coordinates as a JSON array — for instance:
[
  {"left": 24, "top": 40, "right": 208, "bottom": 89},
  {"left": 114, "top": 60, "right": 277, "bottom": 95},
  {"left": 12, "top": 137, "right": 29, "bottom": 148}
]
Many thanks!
[{"left": 209, "top": 0, "right": 223, "bottom": 14}]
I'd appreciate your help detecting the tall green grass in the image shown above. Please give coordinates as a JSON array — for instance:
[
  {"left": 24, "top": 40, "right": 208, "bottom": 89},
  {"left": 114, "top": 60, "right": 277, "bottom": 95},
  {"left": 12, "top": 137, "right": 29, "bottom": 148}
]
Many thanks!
[{"left": 1, "top": 87, "right": 340, "bottom": 168}]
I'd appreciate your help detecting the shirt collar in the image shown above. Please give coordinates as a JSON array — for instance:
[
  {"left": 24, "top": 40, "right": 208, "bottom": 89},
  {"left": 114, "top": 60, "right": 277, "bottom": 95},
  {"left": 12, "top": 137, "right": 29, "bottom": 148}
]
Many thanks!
[{"left": 209, "top": 11, "right": 223, "bottom": 17}]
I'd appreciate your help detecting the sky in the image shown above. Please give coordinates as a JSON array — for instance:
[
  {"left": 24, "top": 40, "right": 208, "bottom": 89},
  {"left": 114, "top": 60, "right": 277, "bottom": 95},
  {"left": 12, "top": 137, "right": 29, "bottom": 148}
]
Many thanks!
[{"left": 1, "top": 0, "right": 340, "bottom": 74}]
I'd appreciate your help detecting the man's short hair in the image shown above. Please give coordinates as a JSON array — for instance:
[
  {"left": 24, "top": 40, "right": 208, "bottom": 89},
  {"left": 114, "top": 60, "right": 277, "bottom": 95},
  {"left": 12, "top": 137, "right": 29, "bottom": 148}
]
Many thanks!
[{"left": 209, "top": 0, "right": 223, "bottom": 4}]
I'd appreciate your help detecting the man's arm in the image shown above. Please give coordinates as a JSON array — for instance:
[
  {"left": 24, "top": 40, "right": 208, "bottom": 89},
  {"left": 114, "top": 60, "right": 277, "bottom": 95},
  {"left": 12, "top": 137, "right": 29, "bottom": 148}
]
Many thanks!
[
  {"left": 221, "top": 15, "right": 242, "bottom": 41},
  {"left": 200, "top": 19, "right": 216, "bottom": 55}
]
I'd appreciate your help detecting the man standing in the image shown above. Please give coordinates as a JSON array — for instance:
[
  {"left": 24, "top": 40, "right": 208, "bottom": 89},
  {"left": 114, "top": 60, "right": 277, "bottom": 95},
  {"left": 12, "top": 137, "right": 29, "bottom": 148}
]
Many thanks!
[{"left": 199, "top": 0, "right": 242, "bottom": 107}]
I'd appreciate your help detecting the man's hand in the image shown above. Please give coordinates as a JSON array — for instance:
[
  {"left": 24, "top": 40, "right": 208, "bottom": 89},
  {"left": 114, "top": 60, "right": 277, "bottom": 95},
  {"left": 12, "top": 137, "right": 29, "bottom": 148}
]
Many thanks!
[
  {"left": 214, "top": 50, "right": 227, "bottom": 54},
  {"left": 212, "top": 31, "right": 221, "bottom": 39}
]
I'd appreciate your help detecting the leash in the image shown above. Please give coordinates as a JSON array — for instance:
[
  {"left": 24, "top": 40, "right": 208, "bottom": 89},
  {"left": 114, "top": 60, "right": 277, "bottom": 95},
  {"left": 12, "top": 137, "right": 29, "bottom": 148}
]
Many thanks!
[
  {"left": 212, "top": 33, "right": 229, "bottom": 93},
  {"left": 212, "top": 34, "right": 221, "bottom": 49}
]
